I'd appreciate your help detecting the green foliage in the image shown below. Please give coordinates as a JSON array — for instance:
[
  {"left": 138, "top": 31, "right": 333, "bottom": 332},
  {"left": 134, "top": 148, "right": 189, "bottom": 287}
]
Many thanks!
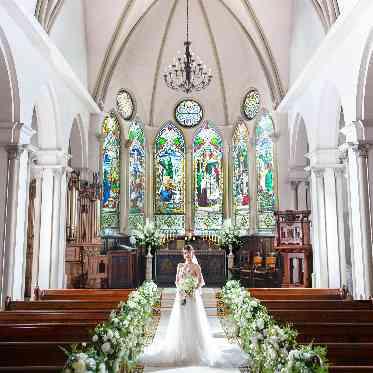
[
  {"left": 221, "top": 280, "right": 329, "bottom": 373},
  {"left": 62, "top": 281, "right": 160, "bottom": 373}
]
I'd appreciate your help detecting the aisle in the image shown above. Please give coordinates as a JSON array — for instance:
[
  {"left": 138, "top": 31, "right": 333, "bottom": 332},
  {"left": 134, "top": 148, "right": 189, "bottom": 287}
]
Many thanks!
[{"left": 144, "top": 288, "right": 242, "bottom": 373}]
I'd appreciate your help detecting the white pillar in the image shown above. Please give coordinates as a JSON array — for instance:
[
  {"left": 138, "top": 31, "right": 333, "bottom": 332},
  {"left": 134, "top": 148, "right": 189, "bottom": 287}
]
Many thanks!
[
  {"left": 347, "top": 144, "right": 373, "bottom": 298},
  {"left": 289, "top": 180, "right": 300, "bottom": 210},
  {"left": 313, "top": 168, "right": 329, "bottom": 287},
  {"left": 323, "top": 166, "right": 343, "bottom": 288},
  {"left": 33, "top": 150, "right": 69, "bottom": 290},
  {"left": 335, "top": 167, "right": 348, "bottom": 288},
  {"left": 1, "top": 145, "right": 30, "bottom": 304}
]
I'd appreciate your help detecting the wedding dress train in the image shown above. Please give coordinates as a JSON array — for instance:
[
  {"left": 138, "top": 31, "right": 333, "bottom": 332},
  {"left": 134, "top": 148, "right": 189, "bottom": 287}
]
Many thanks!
[{"left": 140, "top": 263, "right": 248, "bottom": 368}]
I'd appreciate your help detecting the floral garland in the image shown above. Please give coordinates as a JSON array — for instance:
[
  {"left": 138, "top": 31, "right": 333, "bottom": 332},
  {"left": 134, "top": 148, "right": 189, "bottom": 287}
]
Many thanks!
[
  {"left": 221, "top": 280, "right": 328, "bottom": 373},
  {"left": 131, "top": 222, "right": 162, "bottom": 253},
  {"left": 63, "top": 281, "right": 160, "bottom": 373}
]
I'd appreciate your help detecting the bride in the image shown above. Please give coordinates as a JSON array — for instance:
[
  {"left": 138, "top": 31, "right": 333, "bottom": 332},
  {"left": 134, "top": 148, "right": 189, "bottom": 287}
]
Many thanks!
[{"left": 140, "top": 244, "right": 248, "bottom": 368}]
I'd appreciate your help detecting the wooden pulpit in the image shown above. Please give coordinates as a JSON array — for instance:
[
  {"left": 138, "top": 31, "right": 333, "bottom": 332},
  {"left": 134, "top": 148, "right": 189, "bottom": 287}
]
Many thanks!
[{"left": 274, "top": 210, "right": 312, "bottom": 288}]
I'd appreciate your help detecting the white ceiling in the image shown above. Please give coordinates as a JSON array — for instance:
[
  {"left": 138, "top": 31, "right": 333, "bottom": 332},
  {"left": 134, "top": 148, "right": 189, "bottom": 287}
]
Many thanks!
[{"left": 84, "top": 0, "right": 295, "bottom": 126}]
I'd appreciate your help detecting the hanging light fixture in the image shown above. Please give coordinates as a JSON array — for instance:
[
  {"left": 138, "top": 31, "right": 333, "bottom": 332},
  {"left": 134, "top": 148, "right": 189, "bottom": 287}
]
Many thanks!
[{"left": 164, "top": 0, "right": 213, "bottom": 94}]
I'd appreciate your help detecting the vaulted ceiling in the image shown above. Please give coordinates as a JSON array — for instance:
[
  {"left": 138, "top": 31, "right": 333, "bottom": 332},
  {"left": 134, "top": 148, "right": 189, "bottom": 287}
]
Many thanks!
[
  {"left": 33, "top": 0, "right": 341, "bottom": 126},
  {"left": 84, "top": 0, "right": 296, "bottom": 126}
]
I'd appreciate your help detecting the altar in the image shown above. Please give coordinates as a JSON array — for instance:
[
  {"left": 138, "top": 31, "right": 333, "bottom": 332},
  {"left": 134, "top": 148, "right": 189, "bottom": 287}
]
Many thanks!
[{"left": 155, "top": 249, "right": 226, "bottom": 287}]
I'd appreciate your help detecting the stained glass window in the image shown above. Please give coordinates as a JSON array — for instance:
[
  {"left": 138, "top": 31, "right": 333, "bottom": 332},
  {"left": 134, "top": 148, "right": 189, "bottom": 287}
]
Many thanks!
[
  {"left": 256, "top": 112, "right": 276, "bottom": 234},
  {"left": 242, "top": 89, "right": 260, "bottom": 121},
  {"left": 128, "top": 118, "right": 145, "bottom": 231},
  {"left": 193, "top": 121, "right": 223, "bottom": 234},
  {"left": 101, "top": 112, "right": 121, "bottom": 232},
  {"left": 232, "top": 119, "right": 250, "bottom": 231},
  {"left": 175, "top": 99, "right": 203, "bottom": 127},
  {"left": 154, "top": 122, "right": 185, "bottom": 234},
  {"left": 116, "top": 89, "right": 135, "bottom": 120}
]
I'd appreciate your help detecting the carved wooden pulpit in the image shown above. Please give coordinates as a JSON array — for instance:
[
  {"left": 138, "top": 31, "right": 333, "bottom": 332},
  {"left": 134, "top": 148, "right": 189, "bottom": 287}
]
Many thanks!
[{"left": 274, "top": 210, "right": 312, "bottom": 288}]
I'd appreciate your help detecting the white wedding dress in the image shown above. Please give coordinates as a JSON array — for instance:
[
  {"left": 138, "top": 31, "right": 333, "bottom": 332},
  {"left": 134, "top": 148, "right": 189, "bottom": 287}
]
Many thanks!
[{"left": 140, "top": 261, "right": 248, "bottom": 368}]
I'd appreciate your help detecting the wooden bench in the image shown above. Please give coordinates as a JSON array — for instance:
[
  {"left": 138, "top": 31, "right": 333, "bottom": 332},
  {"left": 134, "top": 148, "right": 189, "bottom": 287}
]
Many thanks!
[
  {"left": 269, "top": 309, "right": 373, "bottom": 323},
  {"left": 248, "top": 288, "right": 347, "bottom": 300},
  {"left": 37, "top": 288, "right": 133, "bottom": 301},
  {"left": 262, "top": 300, "right": 373, "bottom": 310},
  {"left": 0, "top": 310, "right": 110, "bottom": 323},
  {"left": 6, "top": 300, "right": 119, "bottom": 311}
]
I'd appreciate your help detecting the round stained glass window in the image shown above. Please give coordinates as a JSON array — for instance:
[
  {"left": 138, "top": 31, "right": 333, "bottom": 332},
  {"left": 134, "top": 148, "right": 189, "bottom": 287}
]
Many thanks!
[
  {"left": 116, "top": 89, "right": 135, "bottom": 120},
  {"left": 242, "top": 89, "right": 260, "bottom": 121},
  {"left": 175, "top": 99, "right": 203, "bottom": 128}
]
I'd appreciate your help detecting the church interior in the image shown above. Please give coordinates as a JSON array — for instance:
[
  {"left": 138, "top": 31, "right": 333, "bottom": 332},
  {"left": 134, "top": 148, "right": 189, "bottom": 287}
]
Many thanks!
[{"left": 1, "top": 0, "right": 373, "bottom": 372}]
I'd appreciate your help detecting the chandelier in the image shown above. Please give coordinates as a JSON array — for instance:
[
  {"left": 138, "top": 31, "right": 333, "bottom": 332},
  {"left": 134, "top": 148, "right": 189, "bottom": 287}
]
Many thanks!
[{"left": 164, "top": 0, "right": 213, "bottom": 94}]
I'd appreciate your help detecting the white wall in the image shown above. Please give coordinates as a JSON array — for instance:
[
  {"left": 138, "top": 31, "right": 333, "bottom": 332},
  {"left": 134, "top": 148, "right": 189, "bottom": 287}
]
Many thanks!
[
  {"left": 289, "top": 0, "right": 325, "bottom": 85},
  {"left": 49, "top": 0, "right": 89, "bottom": 88}
]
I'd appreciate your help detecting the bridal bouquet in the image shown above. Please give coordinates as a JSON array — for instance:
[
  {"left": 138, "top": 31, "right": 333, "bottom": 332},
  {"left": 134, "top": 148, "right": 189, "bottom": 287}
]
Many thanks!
[{"left": 179, "top": 276, "right": 198, "bottom": 305}]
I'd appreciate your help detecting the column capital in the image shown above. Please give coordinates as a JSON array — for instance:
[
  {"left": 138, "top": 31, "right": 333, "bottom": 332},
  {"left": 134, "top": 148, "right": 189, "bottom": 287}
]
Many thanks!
[
  {"left": 289, "top": 180, "right": 301, "bottom": 190},
  {"left": 0, "top": 122, "right": 35, "bottom": 146},
  {"left": 5, "top": 144, "right": 25, "bottom": 160},
  {"left": 311, "top": 167, "right": 325, "bottom": 178},
  {"left": 352, "top": 142, "right": 372, "bottom": 158},
  {"left": 34, "top": 149, "right": 70, "bottom": 167}
]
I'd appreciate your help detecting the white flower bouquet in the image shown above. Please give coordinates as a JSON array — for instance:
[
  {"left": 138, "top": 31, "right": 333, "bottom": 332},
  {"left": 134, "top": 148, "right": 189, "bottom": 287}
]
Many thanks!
[
  {"left": 221, "top": 280, "right": 328, "bottom": 372},
  {"left": 178, "top": 276, "right": 198, "bottom": 305},
  {"left": 179, "top": 276, "right": 198, "bottom": 297},
  {"left": 62, "top": 281, "right": 160, "bottom": 373}
]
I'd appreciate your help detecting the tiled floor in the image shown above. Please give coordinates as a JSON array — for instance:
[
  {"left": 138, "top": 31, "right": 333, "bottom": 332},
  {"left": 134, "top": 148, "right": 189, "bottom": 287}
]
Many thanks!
[{"left": 143, "top": 288, "right": 241, "bottom": 373}]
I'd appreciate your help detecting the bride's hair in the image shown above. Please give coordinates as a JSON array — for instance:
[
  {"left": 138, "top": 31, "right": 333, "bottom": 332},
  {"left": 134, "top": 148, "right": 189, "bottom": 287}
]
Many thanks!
[{"left": 183, "top": 244, "right": 194, "bottom": 252}]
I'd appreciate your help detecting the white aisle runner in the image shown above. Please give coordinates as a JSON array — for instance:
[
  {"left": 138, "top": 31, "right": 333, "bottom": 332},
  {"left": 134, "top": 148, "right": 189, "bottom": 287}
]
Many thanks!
[{"left": 144, "top": 288, "right": 241, "bottom": 373}]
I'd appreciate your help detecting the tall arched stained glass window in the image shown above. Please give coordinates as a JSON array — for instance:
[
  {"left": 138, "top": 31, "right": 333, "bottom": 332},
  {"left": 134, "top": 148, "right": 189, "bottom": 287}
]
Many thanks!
[
  {"left": 154, "top": 122, "right": 185, "bottom": 234},
  {"left": 256, "top": 112, "right": 276, "bottom": 234},
  {"left": 128, "top": 118, "right": 145, "bottom": 231},
  {"left": 232, "top": 119, "right": 250, "bottom": 231},
  {"left": 193, "top": 121, "right": 223, "bottom": 234},
  {"left": 101, "top": 112, "right": 121, "bottom": 232}
]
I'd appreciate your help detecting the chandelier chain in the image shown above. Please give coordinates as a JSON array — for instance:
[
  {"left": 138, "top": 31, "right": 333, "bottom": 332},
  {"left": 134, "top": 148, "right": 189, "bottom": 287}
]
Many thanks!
[{"left": 163, "top": 0, "right": 213, "bottom": 94}]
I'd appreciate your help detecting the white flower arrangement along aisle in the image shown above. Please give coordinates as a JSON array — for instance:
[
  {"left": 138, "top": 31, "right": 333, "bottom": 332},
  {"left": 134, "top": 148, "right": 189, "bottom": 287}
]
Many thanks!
[
  {"left": 220, "top": 280, "right": 328, "bottom": 373},
  {"left": 63, "top": 281, "right": 161, "bottom": 373}
]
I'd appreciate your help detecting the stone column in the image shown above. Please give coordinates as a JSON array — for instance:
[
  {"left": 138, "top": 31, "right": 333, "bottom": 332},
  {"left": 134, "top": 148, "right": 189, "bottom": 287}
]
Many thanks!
[
  {"left": 289, "top": 180, "right": 300, "bottom": 210},
  {"left": 223, "top": 145, "right": 232, "bottom": 221},
  {"left": 335, "top": 166, "right": 348, "bottom": 288},
  {"left": 186, "top": 146, "right": 193, "bottom": 233},
  {"left": 121, "top": 139, "right": 129, "bottom": 233},
  {"left": 1, "top": 145, "right": 29, "bottom": 305},
  {"left": 33, "top": 150, "right": 69, "bottom": 290},
  {"left": 310, "top": 168, "right": 329, "bottom": 287},
  {"left": 323, "top": 166, "right": 343, "bottom": 288},
  {"left": 348, "top": 143, "right": 373, "bottom": 298}
]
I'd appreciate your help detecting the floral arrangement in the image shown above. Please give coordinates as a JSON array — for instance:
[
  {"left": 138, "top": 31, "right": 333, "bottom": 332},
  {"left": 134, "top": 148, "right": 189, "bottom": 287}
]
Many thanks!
[
  {"left": 179, "top": 276, "right": 198, "bottom": 297},
  {"left": 221, "top": 280, "right": 328, "bottom": 373},
  {"left": 63, "top": 281, "right": 160, "bottom": 373},
  {"left": 219, "top": 219, "right": 242, "bottom": 250},
  {"left": 132, "top": 221, "right": 162, "bottom": 254}
]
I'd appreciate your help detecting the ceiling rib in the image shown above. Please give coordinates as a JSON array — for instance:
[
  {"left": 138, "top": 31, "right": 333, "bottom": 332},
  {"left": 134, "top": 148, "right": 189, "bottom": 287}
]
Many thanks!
[
  {"left": 100, "top": 0, "right": 161, "bottom": 104},
  {"left": 198, "top": 0, "right": 229, "bottom": 125},
  {"left": 149, "top": 0, "right": 178, "bottom": 126},
  {"left": 217, "top": 0, "right": 281, "bottom": 106},
  {"left": 93, "top": 0, "right": 136, "bottom": 101}
]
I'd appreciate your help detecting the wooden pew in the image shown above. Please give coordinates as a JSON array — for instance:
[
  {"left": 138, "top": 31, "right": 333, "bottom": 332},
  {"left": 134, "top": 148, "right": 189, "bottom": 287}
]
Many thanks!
[
  {"left": 38, "top": 288, "right": 133, "bottom": 301},
  {"left": 248, "top": 288, "right": 347, "bottom": 300},
  {"left": 269, "top": 309, "right": 373, "bottom": 323},
  {"left": 0, "top": 310, "right": 110, "bottom": 323},
  {"left": 262, "top": 300, "right": 373, "bottom": 310},
  {"left": 6, "top": 300, "right": 119, "bottom": 311}
]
